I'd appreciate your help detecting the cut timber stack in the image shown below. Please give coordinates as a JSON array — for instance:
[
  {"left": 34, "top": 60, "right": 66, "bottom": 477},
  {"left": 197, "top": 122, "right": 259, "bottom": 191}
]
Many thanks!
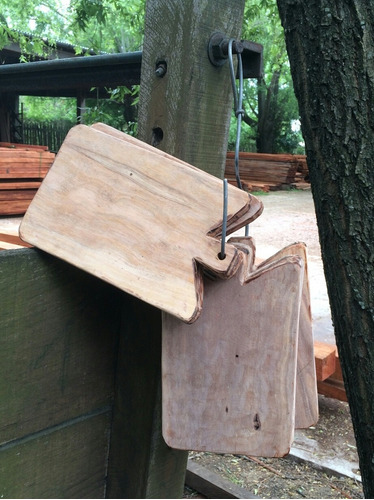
[
  {"left": 314, "top": 341, "right": 347, "bottom": 402},
  {"left": 0, "top": 142, "right": 55, "bottom": 216},
  {"left": 225, "top": 151, "right": 310, "bottom": 192}
]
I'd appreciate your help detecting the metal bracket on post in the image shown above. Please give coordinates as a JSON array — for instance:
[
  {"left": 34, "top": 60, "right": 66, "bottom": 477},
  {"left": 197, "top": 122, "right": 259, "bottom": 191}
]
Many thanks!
[{"left": 208, "top": 32, "right": 263, "bottom": 79}]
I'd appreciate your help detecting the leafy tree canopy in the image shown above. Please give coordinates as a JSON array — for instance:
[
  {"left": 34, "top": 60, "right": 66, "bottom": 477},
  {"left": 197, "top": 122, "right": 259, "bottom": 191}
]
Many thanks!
[{"left": 0, "top": 0, "right": 303, "bottom": 153}]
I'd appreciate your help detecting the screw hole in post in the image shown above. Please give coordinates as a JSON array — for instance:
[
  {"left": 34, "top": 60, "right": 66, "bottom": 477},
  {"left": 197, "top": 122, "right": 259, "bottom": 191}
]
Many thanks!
[{"left": 151, "top": 127, "right": 164, "bottom": 147}]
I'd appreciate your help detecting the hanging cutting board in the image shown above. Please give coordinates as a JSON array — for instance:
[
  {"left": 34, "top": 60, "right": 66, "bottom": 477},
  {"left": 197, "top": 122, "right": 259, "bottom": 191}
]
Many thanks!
[
  {"left": 256, "top": 242, "right": 318, "bottom": 428},
  {"left": 162, "top": 247, "right": 303, "bottom": 456},
  {"left": 19, "top": 124, "right": 259, "bottom": 323},
  {"left": 230, "top": 238, "right": 318, "bottom": 429},
  {"left": 91, "top": 122, "right": 264, "bottom": 235}
]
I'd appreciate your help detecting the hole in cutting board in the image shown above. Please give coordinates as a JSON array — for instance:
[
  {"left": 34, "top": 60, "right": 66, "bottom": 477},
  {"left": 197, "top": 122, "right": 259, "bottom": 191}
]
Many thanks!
[{"left": 253, "top": 413, "right": 261, "bottom": 430}]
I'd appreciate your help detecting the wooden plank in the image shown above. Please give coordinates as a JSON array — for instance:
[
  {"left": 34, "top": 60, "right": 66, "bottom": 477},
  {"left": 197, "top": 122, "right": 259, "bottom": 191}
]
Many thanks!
[
  {"left": 0, "top": 150, "right": 55, "bottom": 160},
  {"left": 0, "top": 411, "right": 111, "bottom": 499},
  {"left": 0, "top": 166, "right": 50, "bottom": 178},
  {"left": 331, "top": 350, "right": 344, "bottom": 382},
  {"left": 0, "top": 248, "right": 120, "bottom": 444},
  {"left": 317, "top": 378, "right": 347, "bottom": 402},
  {"left": 19, "top": 124, "right": 252, "bottom": 323},
  {"left": 317, "top": 348, "right": 347, "bottom": 401},
  {"left": 0, "top": 180, "right": 43, "bottom": 189},
  {"left": 138, "top": 2, "right": 246, "bottom": 179},
  {"left": 91, "top": 123, "right": 263, "bottom": 237},
  {"left": 0, "top": 142, "right": 49, "bottom": 151},
  {"left": 107, "top": 295, "right": 189, "bottom": 498},
  {"left": 227, "top": 151, "right": 297, "bottom": 162},
  {"left": 0, "top": 199, "right": 34, "bottom": 215},
  {"left": 162, "top": 252, "right": 303, "bottom": 456},
  {"left": 0, "top": 232, "right": 32, "bottom": 247},
  {"left": 255, "top": 242, "right": 318, "bottom": 429},
  {"left": 106, "top": 0, "right": 246, "bottom": 497},
  {"left": 314, "top": 341, "right": 337, "bottom": 381},
  {"left": 0, "top": 189, "right": 37, "bottom": 200},
  {"left": 186, "top": 459, "right": 258, "bottom": 499}
]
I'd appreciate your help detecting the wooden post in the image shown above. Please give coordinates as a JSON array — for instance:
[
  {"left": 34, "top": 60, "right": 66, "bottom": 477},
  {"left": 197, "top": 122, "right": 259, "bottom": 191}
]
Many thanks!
[
  {"left": 107, "top": 1, "right": 245, "bottom": 498},
  {"left": 138, "top": 0, "right": 245, "bottom": 178}
]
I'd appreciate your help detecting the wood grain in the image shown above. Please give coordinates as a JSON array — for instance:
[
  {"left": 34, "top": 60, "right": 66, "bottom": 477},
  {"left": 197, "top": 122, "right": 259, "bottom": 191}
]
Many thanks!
[
  {"left": 0, "top": 411, "right": 111, "bottom": 499},
  {"left": 162, "top": 249, "right": 303, "bottom": 456},
  {"left": 92, "top": 122, "right": 264, "bottom": 236},
  {"left": 20, "top": 124, "right": 254, "bottom": 322},
  {"left": 0, "top": 248, "right": 120, "bottom": 444},
  {"left": 256, "top": 242, "right": 318, "bottom": 429},
  {"left": 314, "top": 341, "right": 337, "bottom": 381}
]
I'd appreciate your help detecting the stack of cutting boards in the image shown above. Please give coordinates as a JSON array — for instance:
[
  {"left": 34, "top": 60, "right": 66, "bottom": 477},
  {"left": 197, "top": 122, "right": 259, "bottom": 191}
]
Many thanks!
[
  {"left": 0, "top": 142, "right": 55, "bottom": 216},
  {"left": 19, "top": 123, "right": 318, "bottom": 457}
]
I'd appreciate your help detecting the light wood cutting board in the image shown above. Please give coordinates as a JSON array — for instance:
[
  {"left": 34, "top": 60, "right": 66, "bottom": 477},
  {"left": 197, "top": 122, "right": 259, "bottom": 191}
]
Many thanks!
[
  {"left": 162, "top": 247, "right": 303, "bottom": 456},
  {"left": 229, "top": 238, "right": 319, "bottom": 429},
  {"left": 91, "top": 122, "right": 264, "bottom": 235},
  {"left": 19, "top": 124, "right": 258, "bottom": 323},
  {"left": 256, "top": 242, "right": 318, "bottom": 428}
]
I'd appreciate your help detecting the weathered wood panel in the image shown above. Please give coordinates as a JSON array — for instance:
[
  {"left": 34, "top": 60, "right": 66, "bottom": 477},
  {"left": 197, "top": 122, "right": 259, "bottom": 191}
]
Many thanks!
[
  {"left": 138, "top": 0, "right": 246, "bottom": 178},
  {"left": 0, "top": 411, "right": 111, "bottom": 498},
  {"left": 106, "top": 1, "right": 247, "bottom": 498},
  {"left": 107, "top": 295, "right": 188, "bottom": 498},
  {"left": 0, "top": 248, "right": 121, "bottom": 445}
]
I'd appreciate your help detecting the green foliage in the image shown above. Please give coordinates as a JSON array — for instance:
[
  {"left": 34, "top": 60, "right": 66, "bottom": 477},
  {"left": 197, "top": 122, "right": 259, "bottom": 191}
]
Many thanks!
[
  {"left": 21, "top": 96, "right": 76, "bottom": 121},
  {"left": 0, "top": 0, "right": 302, "bottom": 154},
  {"left": 80, "top": 85, "right": 139, "bottom": 135},
  {"left": 237, "top": 0, "right": 304, "bottom": 153},
  {"left": 68, "top": 0, "right": 144, "bottom": 53}
]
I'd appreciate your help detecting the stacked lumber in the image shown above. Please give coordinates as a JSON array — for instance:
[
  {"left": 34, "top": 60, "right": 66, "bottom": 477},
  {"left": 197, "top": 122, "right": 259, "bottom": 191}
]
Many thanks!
[
  {"left": 0, "top": 232, "right": 32, "bottom": 250},
  {"left": 0, "top": 142, "right": 55, "bottom": 215},
  {"left": 225, "top": 151, "right": 310, "bottom": 192},
  {"left": 314, "top": 341, "right": 346, "bottom": 402}
]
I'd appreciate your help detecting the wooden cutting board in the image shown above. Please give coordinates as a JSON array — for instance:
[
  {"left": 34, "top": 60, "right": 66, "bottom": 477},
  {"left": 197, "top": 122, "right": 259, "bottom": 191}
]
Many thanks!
[
  {"left": 162, "top": 247, "right": 303, "bottom": 456},
  {"left": 256, "top": 242, "right": 318, "bottom": 428},
  {"left": 19, "top": 124, "right": 258, "bottom": 323},
  {"left": 230, "top": 238, "right": 318, "bottom": 429},
  {"left": 91, "top": 123, "right": 264, "bottom": 235}
]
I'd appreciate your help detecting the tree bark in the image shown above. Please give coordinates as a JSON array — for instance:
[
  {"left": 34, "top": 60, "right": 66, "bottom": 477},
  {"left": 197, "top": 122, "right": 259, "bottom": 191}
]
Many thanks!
[
  {"left": 256, "top": 71, "right": 281, "bottom": 153},
  {"left": 276, "top": 1, "right": 374, "bottom": 496}
]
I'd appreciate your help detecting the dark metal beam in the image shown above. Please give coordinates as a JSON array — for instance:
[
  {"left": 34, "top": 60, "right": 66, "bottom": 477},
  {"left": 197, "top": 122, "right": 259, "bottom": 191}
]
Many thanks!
[{"left": 0, "top": 52, "right": 142, "bottom": 98}]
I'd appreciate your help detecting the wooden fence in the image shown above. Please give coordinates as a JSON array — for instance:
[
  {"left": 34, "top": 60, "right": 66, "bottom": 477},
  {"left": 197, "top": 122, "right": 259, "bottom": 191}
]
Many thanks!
[{"left": 23, "top": 120, "right": 75, "bottom": 153}]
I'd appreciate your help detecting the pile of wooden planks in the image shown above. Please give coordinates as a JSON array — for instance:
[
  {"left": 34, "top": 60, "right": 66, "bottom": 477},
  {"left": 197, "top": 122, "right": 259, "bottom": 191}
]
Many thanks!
[
  {"left": 0, "top": 142, "right": 55, "bottom": 216},
  {"left": 225, "top": 151, "right": 310, "bottom": 192},
  {"left": 314, "top": 341, "right": 346, "bottom": 402}
]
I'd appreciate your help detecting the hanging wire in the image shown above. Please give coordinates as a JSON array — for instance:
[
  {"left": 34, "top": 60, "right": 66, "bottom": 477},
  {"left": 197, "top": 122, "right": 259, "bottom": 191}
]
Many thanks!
[
  {"left": 219, "top": 178, "right": 228, "bottom": 260},
  {"left": 228, "top": 39, "right": 249, "bottom": 237}
]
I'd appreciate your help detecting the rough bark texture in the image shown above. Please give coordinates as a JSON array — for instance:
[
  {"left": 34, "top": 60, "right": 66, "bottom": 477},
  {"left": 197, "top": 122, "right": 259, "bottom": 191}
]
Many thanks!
[
  {"left": 276, "top": 1, "right": 374, "bottom": 496},
  {"left": 256, "top": 72, "right": 281, "bottom": 153}
]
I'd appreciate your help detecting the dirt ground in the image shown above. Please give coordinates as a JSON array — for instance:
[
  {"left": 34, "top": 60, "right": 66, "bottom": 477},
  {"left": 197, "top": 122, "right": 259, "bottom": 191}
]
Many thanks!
[
  {"left": 185, "top": 189, "right": 364, "bottom": 499},
  {"left": 186, "top": 395, "right": 363, "bottom": 499}
]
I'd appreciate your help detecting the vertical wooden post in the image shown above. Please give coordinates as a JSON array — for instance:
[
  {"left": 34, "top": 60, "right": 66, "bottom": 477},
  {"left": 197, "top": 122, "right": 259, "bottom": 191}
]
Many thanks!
[
  {"left": 138, "top": 0, "right": 245, "bottom": 178},
  {"left": 107, "top": 1, "right": 245, "bottom": 498}
]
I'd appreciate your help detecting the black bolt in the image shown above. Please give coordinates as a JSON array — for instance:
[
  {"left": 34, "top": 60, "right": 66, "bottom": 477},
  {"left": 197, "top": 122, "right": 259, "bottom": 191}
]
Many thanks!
[{"left": 155, "top": 62, "right": 167, "bottom": 77}]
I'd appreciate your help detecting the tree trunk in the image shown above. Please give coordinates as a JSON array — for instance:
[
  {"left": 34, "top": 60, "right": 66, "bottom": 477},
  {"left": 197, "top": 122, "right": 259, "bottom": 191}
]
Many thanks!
[
  {"left": 276, "top": 1, "right": 374, "bottom": 496},
  {"left": 256, "top": 71, "right": 280, "bottom": 153}
]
